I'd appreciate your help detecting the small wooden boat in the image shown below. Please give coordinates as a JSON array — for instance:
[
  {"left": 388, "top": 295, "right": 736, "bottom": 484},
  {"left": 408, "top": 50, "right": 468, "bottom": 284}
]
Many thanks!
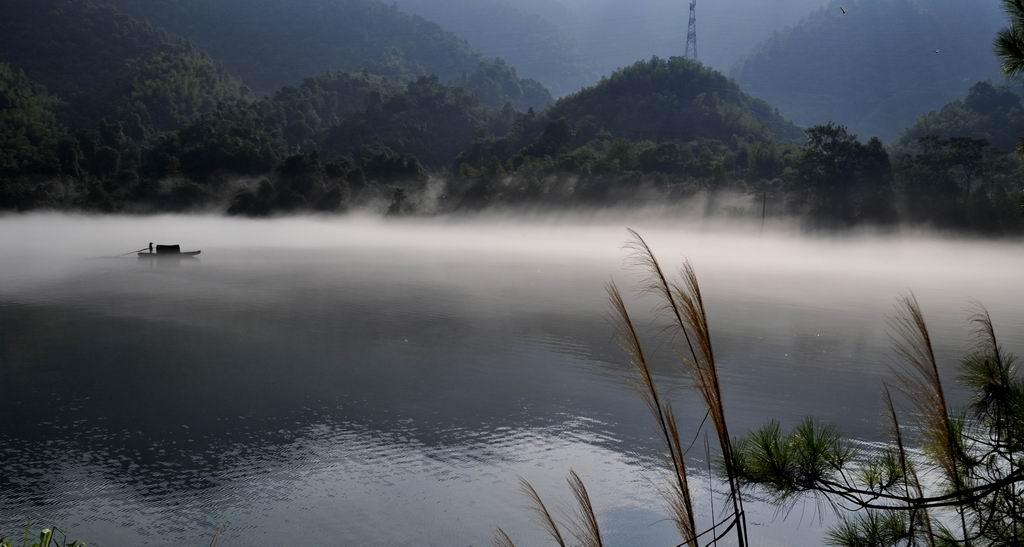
[{"left": 138, "top": 244, "right": 201, "bottom": 259}]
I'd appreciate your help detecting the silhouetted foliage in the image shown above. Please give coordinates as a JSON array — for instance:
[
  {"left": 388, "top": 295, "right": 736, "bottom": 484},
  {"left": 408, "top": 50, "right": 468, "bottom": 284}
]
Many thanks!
[
  {"left": 786, "top": 123, "right": 897, "bottom": 228},
  {"left": 894, "top": 135, "right": 1023, "bottom": 233}
]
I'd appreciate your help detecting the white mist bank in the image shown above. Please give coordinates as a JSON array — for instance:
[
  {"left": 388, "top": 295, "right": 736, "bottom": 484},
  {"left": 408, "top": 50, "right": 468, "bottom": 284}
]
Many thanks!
[
  {"left": 3, "top": 211, "right": 1023, "bottom": 325},
  {"left": 1, "top": 209, "right": 1020, "bottom": 264}
]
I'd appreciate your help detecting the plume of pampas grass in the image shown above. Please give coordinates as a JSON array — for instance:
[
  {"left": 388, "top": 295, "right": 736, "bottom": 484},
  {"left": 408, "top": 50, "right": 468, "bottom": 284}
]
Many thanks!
[
  {"left": 625, "top": 228, "right": 700, "bottom": 364},
  {"left": 891, "top": 294, "right": 959, "bottom": 484},
  {"left": 623, "top": 229, "right": 745, "bottom": 546},
  {"left": 608, "top": 282, "right": 698, "bottom": 545},
  {"left": 492, "top": 527, "right": 517, "bottom": 547},
  {"left": 519, "top": 478, "right": 567, "bottom": 547},
  {"left": 671, "top": 260, "right": 747, "bottom": 547},
  {"left": 890, "top": 293, "right": 967, "bottom": 540},
  {"left": 567, "top": 470, "right": 604, "bottom": 547}
]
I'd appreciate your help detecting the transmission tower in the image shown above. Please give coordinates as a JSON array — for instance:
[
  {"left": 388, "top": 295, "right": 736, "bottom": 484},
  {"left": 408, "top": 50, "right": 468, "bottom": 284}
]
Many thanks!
[{"left": 685, "top": 0, "right": 698, "bottom": 61}]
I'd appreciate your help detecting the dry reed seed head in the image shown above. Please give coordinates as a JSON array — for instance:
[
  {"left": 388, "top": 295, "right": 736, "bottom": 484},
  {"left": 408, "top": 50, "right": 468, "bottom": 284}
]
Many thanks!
[
  {"left": 608, "top": 274, "right": 700, "bottom": 547},
  {"left": 492, "top": 528, "right": 517, "bottom": 547},
  {"left": 607, "top": 281, "right": 663, "bottom": 417},
  {"left": 566, "top": 470, "right": 604, "bottom": 547},
  {"left": 889, "top": 294, "right": 963, "bottom": 482},
  {"left": 518, "top": 478, "right": 567, "bottom": 547},
  {"left": 670, "top": 267, "right": 733, "bottom": 461}
]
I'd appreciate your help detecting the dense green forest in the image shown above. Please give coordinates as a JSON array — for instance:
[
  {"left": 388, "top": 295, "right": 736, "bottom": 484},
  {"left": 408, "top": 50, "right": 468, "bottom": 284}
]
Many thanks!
[
  {"left": 106, "top": 0, "right": 551, "bottom": 111},
  {"left": 450, "top": 58, "right": 804, "bottom": 206},
  {"left": 0, "top": 0, "right": 204, "bottom": 123},
  {"left": 1, "top": 0, "right": 1023, "bottom": 234},
  {"left": 898, "top": 81, "right": 1024, "bottom": 151},
  {"left": 732, "top": 0, "right": 1005, "bottom": 141},
  {"left": 0, "top": 64, "right": 66, "bottom": 180}
]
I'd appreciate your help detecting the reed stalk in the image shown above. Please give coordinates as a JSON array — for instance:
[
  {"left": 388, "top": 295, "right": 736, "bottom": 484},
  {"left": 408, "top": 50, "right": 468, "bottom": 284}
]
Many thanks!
[
  {"left": 519, "top": 478, "right": 567, "bottom": 547},
  {"left": 492, "top": 527, "right": 517, "bottom": 547},
  {"left": 883, "top": 383, "right": 935, "bottom": 547},
  {"left": 625, "top": 229, "right": 747, "bottom": 546},
  {"left": 608, "top": 282, "right": 699, "bottom": 545},
  {"left": 567, "top": 470, "right": 604, "bottom": 547},
  {"left": 890, "top": 293, "right": 969, "bottom": 541}
]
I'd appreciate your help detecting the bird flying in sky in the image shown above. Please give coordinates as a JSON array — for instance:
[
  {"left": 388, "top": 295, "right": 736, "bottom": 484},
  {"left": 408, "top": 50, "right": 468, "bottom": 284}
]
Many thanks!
[{"left": 840, "top": 6, "right": 847, "bottom": 14}]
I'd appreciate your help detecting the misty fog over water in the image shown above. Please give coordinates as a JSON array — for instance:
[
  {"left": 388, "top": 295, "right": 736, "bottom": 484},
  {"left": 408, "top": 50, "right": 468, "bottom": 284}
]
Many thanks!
[{"left": 2, "top": 214, "right": 1024, "bottom": 546}]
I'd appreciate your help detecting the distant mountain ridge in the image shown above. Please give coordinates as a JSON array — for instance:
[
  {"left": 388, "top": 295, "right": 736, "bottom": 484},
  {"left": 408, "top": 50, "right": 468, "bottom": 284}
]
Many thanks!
[
  {"left": 390, "top": 0, "right": 594, "bottom": 96},
  {"left": 105, "top": 0, "right": 553, "bottom": 110},
  {"left": 732, "top": 0, "right": 1005, "bottom": 140}
]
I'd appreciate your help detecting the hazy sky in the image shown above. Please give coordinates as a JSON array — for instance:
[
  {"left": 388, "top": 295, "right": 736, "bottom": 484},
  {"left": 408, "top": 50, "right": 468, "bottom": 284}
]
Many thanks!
[{"left": 512, "top": 0, "right": 832, "bottom": 73}]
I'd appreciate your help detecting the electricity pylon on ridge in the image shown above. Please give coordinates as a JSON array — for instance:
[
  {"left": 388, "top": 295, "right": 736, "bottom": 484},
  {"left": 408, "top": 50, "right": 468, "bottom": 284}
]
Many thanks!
[{"left": 685, "top": 0, "right": 698, "bottom": 61}]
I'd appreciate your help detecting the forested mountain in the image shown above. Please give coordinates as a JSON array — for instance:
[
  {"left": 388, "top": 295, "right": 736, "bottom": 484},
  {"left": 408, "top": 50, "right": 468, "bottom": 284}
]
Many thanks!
[
  {"left": 0, "top": 0, "right": 186, "bottom": 121},
  {"left": 391, "top": 0, "right": 593, "bottom": 96},
  {"left": 547, "top": 58, "right": 803, "bottom": 144},
  {"left": 898, "top": 81, "right": 1024, "bottom": 152},
  {"left": 106, "top": 0, "right": 552, "bottom": 110},
  {"left": 732, "top": 0, "right": 1005, "bottom": 140},
  {"left": 0, "top": 63, "right": 67, "bottom": 179},
  {"left": 1, "top": 0, "right": 1021, "bottom": 233},
  {"left": 460, "top": 57, "right": 802, "bottom": 169},
  {"left": 453, "top": 57, "right": 806, "bottom": 203}
]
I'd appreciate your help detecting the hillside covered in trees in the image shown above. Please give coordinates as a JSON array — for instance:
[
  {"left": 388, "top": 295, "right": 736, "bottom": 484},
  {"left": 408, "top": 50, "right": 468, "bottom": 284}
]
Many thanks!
[
  {"left": 732, "top": 0, "right": 1005, "bottom": 140},
  {"left": 898, "top": 81, "right": 1024, "bottom": 152},
  {"left": 106, "top": 0, "right": 552, "bottom": 111},
  {"left": 455, "top": 57, "right": 803, "bottom": 179},
  {"left": 1, "top": 0, "right": 1023, "bottom": 234},
  {"left": 0, "top": 0, "right": 250, "bottom": 126}
]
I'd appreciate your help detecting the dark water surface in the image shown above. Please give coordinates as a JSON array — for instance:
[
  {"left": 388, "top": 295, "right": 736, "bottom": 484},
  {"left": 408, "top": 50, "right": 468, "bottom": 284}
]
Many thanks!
[{"left": 2, "top": 214, "right": 1023, "bottom": 546}]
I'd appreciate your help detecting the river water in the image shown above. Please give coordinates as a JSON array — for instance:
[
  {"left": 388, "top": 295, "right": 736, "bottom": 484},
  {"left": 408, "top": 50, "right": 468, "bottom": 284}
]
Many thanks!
[{"left": 1, "top": 213, "right": 1022, "bottom": 546}]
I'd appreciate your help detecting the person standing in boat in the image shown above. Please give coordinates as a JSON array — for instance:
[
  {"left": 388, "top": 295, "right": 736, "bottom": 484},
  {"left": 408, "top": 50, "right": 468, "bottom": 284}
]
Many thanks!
[{"left": 148, "top": 242, "right": 153, "bottom": 253}]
